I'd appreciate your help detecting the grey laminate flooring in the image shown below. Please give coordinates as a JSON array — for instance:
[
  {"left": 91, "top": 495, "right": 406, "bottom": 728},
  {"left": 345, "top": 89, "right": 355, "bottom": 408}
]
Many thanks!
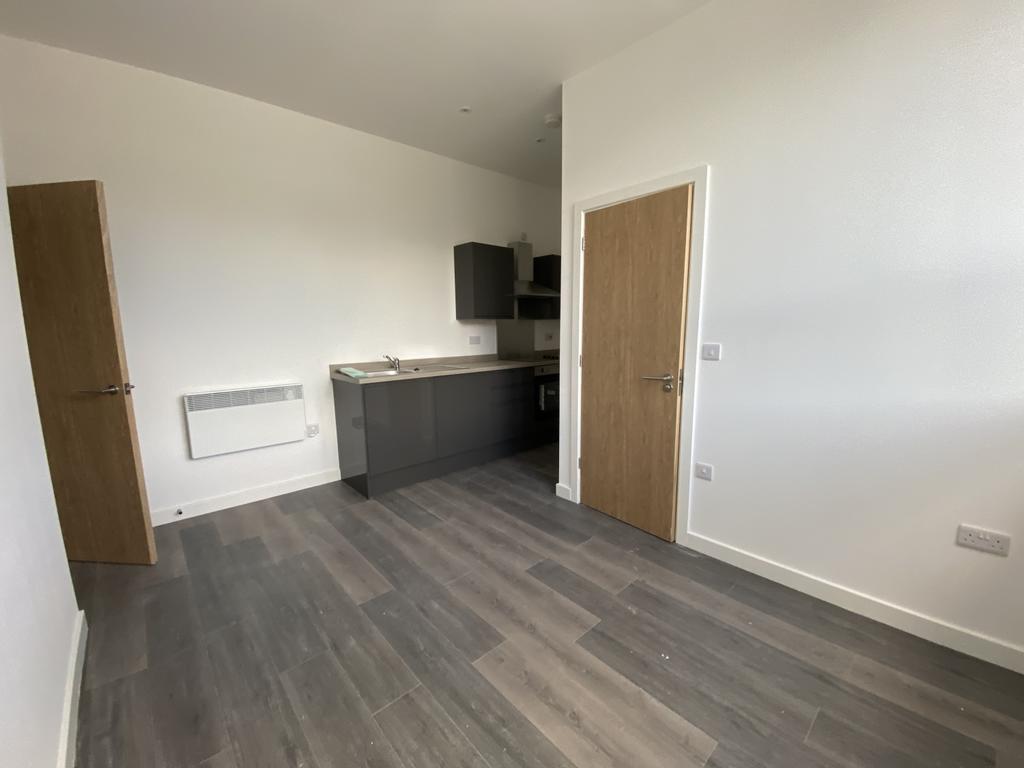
[{"left": 72, "top": 444, "right": 1024, "bottom": 767}]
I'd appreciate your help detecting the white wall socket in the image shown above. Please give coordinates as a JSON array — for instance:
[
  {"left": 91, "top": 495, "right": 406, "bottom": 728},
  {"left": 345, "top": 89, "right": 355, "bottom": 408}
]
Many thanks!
[
  {"left": 695, "top": 462, "right": 714, "bottom": 481},
  {"left": 957, "top": 524, "right": 1010, "bottom": 557},
  {"left": 306, "top": 424, "right": 320, "bottom": 438}
]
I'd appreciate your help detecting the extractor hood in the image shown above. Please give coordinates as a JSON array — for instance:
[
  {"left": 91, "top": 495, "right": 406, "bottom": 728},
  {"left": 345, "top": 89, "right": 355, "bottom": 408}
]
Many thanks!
[
  {"left": 513, "top": 279, "right": 559, "bottom": 297},
  {"left": 509, "top": 240, "right": 560, "bottom": 297}
]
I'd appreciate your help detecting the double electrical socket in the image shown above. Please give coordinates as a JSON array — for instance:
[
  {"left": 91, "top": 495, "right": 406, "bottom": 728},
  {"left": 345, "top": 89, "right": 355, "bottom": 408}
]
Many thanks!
[{"left": 956, "top": 524, "right": 1011, "bottom": 557}]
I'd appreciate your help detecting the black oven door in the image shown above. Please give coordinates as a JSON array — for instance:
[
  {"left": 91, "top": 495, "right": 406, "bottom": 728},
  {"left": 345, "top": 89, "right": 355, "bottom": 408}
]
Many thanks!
[{"left": 536, "top": 374, "right": 559, "bottom": 422}]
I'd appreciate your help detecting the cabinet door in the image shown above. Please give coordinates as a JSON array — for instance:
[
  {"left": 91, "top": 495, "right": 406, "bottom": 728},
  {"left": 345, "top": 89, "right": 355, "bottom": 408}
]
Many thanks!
[
  {"left": 533, "top": 254, "right": 561, "bottom": 291},
  {"left": 473, "top": 247, "right": 515, "bottom": 318},
  {"left": 363, "top": 379, "right": 437, "bottom": 474},
  {"left": 435, "top": 369, "right": 533, "bottom": 457},
  {"left": 454, "top": 242, "right": 514, "bottom": 319}
]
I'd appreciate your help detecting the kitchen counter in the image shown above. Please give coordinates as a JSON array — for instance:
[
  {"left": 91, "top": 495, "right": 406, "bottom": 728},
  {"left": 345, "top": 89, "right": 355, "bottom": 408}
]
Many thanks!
[
  {"left": 330, "top": 353, "right": 557, "bottom": 497},
  {"left": 330, "top": 354, "right": 554, "bottom": 384}
]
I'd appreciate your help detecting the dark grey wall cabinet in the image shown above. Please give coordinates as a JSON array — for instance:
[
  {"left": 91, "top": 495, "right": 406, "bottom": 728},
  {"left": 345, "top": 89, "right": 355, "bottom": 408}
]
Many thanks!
[
  {"left": 533, "top": 254, "right": 561, "bottom": 291},
  {"left": 517, "top": 254, "right": 561, "bottom": 319},
  {"left": 516, "top": 296, "right": 560, "bottom": 320},
  {"left": 454, "top": 242, "right": 515, "bottom": 319},
  {"left": 333, "top": 368, "right": 549, "bottom": 497}
]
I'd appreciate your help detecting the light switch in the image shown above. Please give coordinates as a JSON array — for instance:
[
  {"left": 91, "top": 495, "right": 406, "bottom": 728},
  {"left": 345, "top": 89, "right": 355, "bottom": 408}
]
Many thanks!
[
  {"left": 701, "top": 343, "right": 722, "bottom": 361},
  {"left": 695, "top": 462, "right": 714, "bottom": 481}
]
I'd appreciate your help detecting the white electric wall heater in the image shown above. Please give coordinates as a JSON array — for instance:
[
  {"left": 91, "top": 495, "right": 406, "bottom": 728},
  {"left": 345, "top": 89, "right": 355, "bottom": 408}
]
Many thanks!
[{"left": 184, "top": 383, "right": 306, "bottom": 459}]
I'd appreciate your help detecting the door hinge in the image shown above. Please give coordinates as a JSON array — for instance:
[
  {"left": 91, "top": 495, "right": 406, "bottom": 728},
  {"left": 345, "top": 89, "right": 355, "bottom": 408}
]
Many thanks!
[
  {"left": 578, "top": 456, "right": 582, "bottom": 469},
  {"left": 579, "top": 354, "right": 583, "bottom": 368}
]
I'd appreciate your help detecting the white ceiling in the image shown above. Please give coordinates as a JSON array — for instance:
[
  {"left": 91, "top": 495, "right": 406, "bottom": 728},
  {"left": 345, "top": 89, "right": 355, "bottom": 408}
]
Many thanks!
[{"left": 0, "top": 0, "right": 709, "bottom": 185}]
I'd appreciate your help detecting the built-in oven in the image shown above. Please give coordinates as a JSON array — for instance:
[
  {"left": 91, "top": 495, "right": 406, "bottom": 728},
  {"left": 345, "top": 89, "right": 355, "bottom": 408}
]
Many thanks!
[{"left": 534, "top": 364, "right": 559, "bottom": 440}]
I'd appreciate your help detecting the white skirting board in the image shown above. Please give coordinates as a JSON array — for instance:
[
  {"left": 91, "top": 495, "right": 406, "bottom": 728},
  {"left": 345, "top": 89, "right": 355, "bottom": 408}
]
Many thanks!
[
  {"left": 57, "top": 610, "right": 88, "bottom": 768},
  {"left": 555, "top": 482, "right": 574, "bottom": 502},
  {"left": 680, "top": 530, "right": 1024, "bottom": 675},
  {"left": 151, "top": 468, "right": 342, "bottom": 526}
]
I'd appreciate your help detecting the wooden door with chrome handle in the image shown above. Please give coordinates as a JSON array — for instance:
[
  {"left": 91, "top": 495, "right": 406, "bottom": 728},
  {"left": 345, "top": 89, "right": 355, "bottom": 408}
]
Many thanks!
[
  {"left": 9, "top": 180, "right": 156, "bottom": 564},
  {"left": 580, "top": 184, "right": 693, "bottom": 541}
]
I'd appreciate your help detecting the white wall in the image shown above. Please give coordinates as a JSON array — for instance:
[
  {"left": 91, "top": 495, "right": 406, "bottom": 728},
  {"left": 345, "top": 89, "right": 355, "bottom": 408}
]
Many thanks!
[
  {"left": 0, "top": 134, "right": 81, "bottom": 766},
  {"left": 561, "top": 0, "right": 1024, "bottom": 669},
  {"left": 0, "top": 36, "right": 560, "bottom": 524}
]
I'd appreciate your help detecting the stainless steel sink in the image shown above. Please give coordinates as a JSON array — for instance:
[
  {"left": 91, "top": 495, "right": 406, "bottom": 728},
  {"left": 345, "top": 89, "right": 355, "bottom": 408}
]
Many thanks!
[
  {"left": 359, "top": 369, "right": 415, "bottom": 378},
  {"left": 410, "top": 364, "right": 469, "bottom": 372},
  {"left": 338, "top": 364, "right": 468, "bottom": 378}
]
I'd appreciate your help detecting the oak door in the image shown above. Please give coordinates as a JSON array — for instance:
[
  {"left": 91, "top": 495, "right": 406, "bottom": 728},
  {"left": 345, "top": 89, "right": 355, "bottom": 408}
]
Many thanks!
[
  {"left": 9, "top": 180, "right": 156, "bottom": 564},
  {"left": 580, "top": 184, "right": 693, "bottom": 541}
]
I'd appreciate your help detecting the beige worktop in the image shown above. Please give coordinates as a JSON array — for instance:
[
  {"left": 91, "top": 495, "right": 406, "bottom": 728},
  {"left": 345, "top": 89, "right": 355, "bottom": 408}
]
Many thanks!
[{"left": 330, "top": 354, "right": 556, "bottom": 384}]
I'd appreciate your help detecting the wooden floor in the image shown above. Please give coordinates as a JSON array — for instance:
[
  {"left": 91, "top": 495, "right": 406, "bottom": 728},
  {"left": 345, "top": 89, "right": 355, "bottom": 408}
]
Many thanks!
[{"left": 72, "top": 445, "right": 1024, "bottom": 768}]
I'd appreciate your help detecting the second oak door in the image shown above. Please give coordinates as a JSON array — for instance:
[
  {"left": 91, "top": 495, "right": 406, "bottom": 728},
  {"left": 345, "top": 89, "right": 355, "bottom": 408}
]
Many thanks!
[
  {"left": 9, "top": 180, "right": 156, "bottom": 564},
  {"left": 579, "top": 184, "right": 694, "bottom": 541}
]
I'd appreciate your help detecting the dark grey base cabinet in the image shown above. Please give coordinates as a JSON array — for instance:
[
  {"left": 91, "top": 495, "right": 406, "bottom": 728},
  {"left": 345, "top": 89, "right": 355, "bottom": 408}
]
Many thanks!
[{"left": 333, "top": 368, "right": 550, "bottom": 498}]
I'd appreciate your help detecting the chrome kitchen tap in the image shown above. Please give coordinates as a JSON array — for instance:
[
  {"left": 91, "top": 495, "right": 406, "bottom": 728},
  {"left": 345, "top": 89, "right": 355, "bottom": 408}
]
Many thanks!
[{"left": 383, "top": 354, "right": 401, "bottom": 371}]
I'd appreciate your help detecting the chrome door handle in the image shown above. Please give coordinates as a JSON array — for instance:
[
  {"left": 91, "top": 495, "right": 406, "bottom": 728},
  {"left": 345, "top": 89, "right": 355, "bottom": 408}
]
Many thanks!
[
  {"left": 78, "top": 384, "right": 120, "bottom": 395},
  {"left": 124, "top": 383, "right": 136, "bottom": 394},
  {"left": 640, "top": 373, "right": 674, "bottom": 392}
]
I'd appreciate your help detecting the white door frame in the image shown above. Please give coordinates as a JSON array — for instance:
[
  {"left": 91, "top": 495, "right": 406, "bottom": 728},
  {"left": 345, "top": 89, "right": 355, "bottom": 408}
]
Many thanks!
[{"left": 562, "top": 165, "right": 710, "bottom": 542}]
